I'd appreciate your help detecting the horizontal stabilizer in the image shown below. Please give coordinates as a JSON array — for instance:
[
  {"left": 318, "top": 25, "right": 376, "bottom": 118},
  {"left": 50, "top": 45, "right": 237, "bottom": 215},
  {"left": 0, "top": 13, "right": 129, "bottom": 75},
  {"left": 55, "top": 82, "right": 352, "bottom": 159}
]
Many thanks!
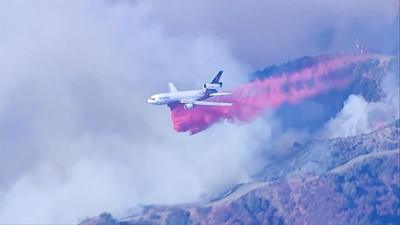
[
  {"left": 181, "top": 99, "right": 232, "bottom": 107},
  {"left": 209, "top": 92, "right": 231, "bottom": 97},
  {"left": 192, "top": 101, "right": 232, "bottom": 106}
]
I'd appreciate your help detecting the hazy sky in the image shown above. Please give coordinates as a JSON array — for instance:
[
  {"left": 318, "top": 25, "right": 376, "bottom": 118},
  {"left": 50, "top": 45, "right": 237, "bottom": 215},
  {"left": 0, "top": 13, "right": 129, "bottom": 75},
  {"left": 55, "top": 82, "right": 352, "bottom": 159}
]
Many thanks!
[
  {"left": 0, "top": 0, "right": 398, "bottom": 223},
  {"left": 148, "top": 0, "right": 399, "bottom": 68}
]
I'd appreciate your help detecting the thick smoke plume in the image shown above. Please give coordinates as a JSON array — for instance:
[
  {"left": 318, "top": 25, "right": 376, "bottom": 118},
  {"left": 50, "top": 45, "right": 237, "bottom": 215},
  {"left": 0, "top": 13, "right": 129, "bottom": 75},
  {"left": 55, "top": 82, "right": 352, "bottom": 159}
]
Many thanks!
[{"left": 171, "top": 54, "right": 373, "bottom": 134}]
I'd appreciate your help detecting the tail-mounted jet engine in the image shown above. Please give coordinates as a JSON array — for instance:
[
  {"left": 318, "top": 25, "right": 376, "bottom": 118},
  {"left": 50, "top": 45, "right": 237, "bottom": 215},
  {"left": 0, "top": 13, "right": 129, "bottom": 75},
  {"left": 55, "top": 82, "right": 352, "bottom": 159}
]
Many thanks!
[{"left": 203, "top": 82, "right": 222, "bottom": 89}]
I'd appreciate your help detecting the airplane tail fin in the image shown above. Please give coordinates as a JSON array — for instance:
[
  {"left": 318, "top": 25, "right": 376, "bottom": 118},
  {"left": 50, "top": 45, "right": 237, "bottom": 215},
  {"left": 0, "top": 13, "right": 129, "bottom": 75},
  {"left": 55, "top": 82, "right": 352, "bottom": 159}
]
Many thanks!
[
  {"left": 211, "top": 71, "right": 223, "bottom": 84},
  {"left": 168, "top": 82, "right": 178, "bottom": 93},
  {"left": 202, "top": 71, "right": 223, "bottom": 96}
]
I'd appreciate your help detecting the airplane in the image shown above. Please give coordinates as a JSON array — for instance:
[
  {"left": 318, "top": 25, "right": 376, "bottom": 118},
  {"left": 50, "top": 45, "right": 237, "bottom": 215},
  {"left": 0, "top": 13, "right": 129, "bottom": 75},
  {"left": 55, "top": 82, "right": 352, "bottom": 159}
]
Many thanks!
[{"left": 147, "top": 71, "right": 233, "bottom": 109}]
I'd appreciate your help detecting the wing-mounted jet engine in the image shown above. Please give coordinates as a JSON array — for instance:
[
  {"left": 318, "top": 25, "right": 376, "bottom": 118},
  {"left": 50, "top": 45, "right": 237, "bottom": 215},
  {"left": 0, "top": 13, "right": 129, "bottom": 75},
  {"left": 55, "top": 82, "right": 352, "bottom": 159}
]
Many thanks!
[{"left": 184, "top": 103, "right": 194, "bottom": 109}]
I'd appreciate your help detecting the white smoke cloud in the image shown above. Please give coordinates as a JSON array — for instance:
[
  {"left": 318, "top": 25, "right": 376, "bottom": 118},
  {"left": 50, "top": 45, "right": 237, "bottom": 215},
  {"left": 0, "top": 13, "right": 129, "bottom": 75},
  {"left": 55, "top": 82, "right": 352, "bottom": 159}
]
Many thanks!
[
  {"left": 324, "top": 67, "right": 400, "bottom": 138},
  {"left": 0, "top": 0, "right": 264, "bottom": 223}
]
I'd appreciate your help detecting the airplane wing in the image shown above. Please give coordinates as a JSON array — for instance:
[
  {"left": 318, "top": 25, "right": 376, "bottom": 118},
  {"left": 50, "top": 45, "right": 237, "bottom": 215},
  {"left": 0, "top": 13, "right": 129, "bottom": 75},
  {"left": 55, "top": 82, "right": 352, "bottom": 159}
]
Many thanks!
[{"left": 181, "top": 99, "right": 232, "bottom": 106}]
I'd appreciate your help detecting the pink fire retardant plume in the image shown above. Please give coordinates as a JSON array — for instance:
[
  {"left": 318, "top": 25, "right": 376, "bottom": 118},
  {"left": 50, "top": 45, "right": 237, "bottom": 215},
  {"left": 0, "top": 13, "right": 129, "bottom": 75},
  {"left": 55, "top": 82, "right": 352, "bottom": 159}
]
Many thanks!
[{"left": 171, "top": 54, "right": 373, "bottom": 134}]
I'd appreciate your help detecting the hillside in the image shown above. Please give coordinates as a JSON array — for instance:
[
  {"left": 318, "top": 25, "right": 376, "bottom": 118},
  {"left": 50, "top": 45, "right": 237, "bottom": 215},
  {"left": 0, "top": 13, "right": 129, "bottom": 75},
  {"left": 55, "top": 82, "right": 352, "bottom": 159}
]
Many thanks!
[{"left": 80, "top": 120, "right": 400, "bottom": 225}]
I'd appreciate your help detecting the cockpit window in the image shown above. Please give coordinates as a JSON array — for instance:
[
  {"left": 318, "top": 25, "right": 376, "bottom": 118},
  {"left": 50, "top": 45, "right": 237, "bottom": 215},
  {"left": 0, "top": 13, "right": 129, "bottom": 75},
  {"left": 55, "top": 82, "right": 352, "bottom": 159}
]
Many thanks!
[{"left": 149, "top": 97, "right": 155, "bottom": 100}]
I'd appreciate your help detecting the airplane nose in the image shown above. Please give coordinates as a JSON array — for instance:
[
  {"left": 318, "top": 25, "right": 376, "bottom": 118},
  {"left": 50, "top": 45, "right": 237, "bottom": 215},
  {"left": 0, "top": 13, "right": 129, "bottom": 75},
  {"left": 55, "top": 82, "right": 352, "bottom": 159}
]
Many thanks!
[{"left": 148, "top": 97, "right": 156, "bottom": 104}]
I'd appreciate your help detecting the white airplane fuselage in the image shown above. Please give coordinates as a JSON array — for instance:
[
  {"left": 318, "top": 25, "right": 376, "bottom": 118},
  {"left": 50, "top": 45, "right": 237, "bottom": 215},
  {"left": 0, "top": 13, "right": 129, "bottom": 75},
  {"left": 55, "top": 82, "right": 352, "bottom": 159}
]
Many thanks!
[{"left": 148, "top": 89, "right": 206, "bottom": 105}]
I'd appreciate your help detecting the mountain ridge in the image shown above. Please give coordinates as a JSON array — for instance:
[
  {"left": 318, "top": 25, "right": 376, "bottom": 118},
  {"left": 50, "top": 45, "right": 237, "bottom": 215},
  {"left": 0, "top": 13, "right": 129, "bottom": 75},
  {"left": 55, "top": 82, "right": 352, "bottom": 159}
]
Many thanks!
[{"left": 80, "top": 119, "right": 400, "bottom": 225}]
